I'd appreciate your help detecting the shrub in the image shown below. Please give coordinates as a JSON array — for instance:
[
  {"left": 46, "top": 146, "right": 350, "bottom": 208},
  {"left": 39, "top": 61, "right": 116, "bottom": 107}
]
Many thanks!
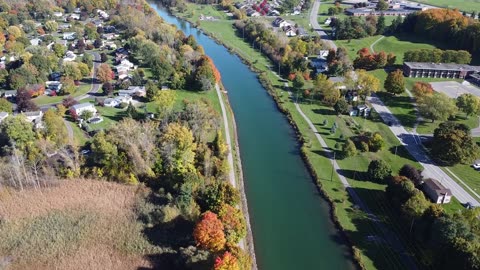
[
  {"left": 341, "top": 139, "right": 357, "bottom": 158},
  {"left": 367, "top": 159, "right": 392, "bottom": 183}
]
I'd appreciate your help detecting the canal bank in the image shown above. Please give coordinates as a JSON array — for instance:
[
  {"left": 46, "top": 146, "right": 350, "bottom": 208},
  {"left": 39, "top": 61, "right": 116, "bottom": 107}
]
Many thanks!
[{"left": 147, "top": 2, "right": 357, "bottom": 270}]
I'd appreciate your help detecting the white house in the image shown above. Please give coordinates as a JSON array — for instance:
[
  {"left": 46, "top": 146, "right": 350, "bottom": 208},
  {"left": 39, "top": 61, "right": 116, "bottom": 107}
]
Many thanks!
[
  {"left": 2, "top": 90, "right": 17, "bottom": 98},
  {"left": 68, "top": 14, "right": 80, "bottom": 20},
  {"left": 63, "top": 32, "right": 76, "bottom": 40},
  {"left": 22, "top": 111, "right": 44, "bottom": 129},
  {"left": 104, "top": 98, "right": 119, "bottom": 107},
  {"left": 30, "top": 38, "right": 41, "bottom": 46},
  {"left": 0, "top": 112, "right": 8, "bottom": 123},
  {"left": 423, "top": 179, "right": 452, "bottom": 204},
  {"left": 53, "top": 11, "right": 63, "bottom": 18},
  {"left": 46, "top": 81, "right": 63, "bottom": 92},
  {"left": 284, "top": 26, "right": 297, "bottom": 37},
  {"left": 97, "top": 10, "right": 109, "bottom": 20},
  {"left": 71, "top": 103, "right": 97, "bottom": 116},
  {"left": 63, "top": 51, "right": 77, "bottom": 62},
  {"left": 119, "top": 86, "right": 146, "bottom": 97}
]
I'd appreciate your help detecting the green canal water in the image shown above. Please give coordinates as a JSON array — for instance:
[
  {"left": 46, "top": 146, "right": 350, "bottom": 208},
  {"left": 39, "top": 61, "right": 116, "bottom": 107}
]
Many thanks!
[{"left": 148, "top": 3, "right": 355, "bottom": 269}]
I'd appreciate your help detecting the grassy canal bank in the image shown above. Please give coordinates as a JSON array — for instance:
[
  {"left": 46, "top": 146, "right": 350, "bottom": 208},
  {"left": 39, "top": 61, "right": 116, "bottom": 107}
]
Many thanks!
[{"left": 165, "top": 3, "right": 466, "bottom": 269}]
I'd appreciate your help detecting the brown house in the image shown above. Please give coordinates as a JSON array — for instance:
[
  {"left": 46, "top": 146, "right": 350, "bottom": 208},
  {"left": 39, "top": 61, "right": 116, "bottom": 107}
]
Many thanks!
[{"left": 423, "top": 179, "right": 452, "bottom": 204}]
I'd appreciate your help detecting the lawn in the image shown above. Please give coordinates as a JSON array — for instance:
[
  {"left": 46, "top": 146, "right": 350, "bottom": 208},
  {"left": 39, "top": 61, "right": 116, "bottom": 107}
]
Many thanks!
[
  {"left": 335, "top": 35, "right": 383, "bottom": 61},
  {"left": 372, "top": 34, "right": 442, "bottom": 64},
  {"left": 409, "top": 0, "right": 480, "bottom": 12},
  {"left": 33, "top": 84, "right": 91, "bottom": 106}
]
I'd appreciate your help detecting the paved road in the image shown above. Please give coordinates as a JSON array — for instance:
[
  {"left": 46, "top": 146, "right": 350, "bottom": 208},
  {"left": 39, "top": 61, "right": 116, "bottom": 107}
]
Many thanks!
[
  {"left": 368, "top": 94, "right": 480, "bottom": 206},
  {"left": 309, "top": 0, "right": 337, "bottom": 50},
  {"left": 289, "top": 84, "right": 418, "bottom": 270},
  {"left": 40, "top": 52, "right": 101, "bottom": 110}
]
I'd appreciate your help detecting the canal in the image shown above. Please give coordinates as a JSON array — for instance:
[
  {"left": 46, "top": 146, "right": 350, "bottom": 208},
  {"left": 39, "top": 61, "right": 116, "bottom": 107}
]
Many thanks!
[{"left": 148, "top": 3, "right": 355, "bottom": 269}]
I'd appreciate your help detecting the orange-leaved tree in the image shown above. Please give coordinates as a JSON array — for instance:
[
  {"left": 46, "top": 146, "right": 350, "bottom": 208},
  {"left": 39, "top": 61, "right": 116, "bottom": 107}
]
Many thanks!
[
  {"left": 218, "top": 204, "right": 247, "bottom": 245},
  {"left": 214, "top": 251, "right": 240, "bottom": 270},
  {"left": 193, "top": 211, "right": 226, "bottom": 252}
]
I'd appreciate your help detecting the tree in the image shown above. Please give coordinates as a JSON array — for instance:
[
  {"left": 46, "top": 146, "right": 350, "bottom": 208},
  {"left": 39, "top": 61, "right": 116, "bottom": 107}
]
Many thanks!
[
  {"left": 62, "top": 62, "right": 83, "bottom": 81},
  {"left": 44, "top": 20, "right": 58, "bottom": 33},
  {"left": 368, "top": 132, "right": 385, "bottom": 152},
  {"left": 322, "top": 87, "right": 340, "bottom": 106},
  {"left": 456, "top": 93, "right": 480, "bottom": 117},
  {"left": 52, "top": 43, "right": 66, "bottom": 58},
  {"left": 418, "top": 93, "right": 457, "bottom": 122},
  {"left": 60, "top": 77, "right": 76, "bottom": 95},
  {"left": 399, "top": 164, "right": 423, "bottom": 186},
  {"left": 0, "top": 115, "right": 36, "bottom": 150},
  {"left": 376, "top": 15, "right": 386, "bottom": 34},
  {"left": 193, "top": 211, "right": 226, "bottom": 252},
  {"left": 377, "top": 0, "right": 389, "bottom": 10},
  {"left": 334, "top": 98, "right": 349, "bottom": 115},
  {"left": 214, "top": 252, "right": 240, "bottom": 270},
  {"left": 80, "top": 110, "right": 93, "bottom": 121},
  {"left": 292, "top": 72, "right": 305, "bottom": 91},
  {"left": 401, "top": 190, "right": 430, "bottom": 220},
  {"left": 384, "top": 70, "right": 405, "bottom": 95},
  {"left": 43, "top": 109, "right": 69, "bottom": 146},
  {"left": 160, "top": 123, "right": 196, "bottom": 175},
  {"left": 200, "top": 182, "right": 240, "bottom": 213},
  {"left": 100, "top": 52, "right": 108, "bottom": 63},
  {"left": 81, "top": 54, "right": 94, "bottom": 69},
  {"left": 367, "top": 159, "right": 392, "bottom": 183},
  {"left": 412, "top": 82, "right": 433, "bottom": 98},
  {"left": 102, "top": 82, "right": 114, "bottom": 96},
  {"left": 16, "top": 88, "right": 39, "bottom": 112},
  {"left": 153, "top": 90, "right": 176, "bottom": 119},
  {"left": 431, "top": 121, "right": 479, "bottom": 165},
  {"left": 218, "top": 204, "right": 246, "bottom": 245},
  {"left": 356, "top": 69, "right": 380, "bottom": 98},
  {"left": 125, "top": 103, "right": 139, "bottom": 119},
  {"left": 0, "top": 98, "right": 12, "bottom": 113},
  {"left": 96, "top": 63, "right": 114, "bottom": 83},
  {"left": 341, "top": 139, "right": 357, "bottom": 158}
]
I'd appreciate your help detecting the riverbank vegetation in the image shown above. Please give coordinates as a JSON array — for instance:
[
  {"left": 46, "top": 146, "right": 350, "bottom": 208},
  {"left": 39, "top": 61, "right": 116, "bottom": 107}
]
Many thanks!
[{"left": 0, "top": 0, "right": 251, "bottom": 269}]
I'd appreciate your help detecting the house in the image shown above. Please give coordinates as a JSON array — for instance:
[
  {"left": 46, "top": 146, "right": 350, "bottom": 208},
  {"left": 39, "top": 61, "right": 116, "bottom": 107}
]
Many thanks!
[
  {"left": 46, "top": 81, "right": 63, "bottom": 93},
  {"left": 103, "top": 98, "right": 119, "bottom": 107},
  {"left": 102, "top": 33, "right": 118, "bottom": 40},
  {"left": 68, "top": 13, "right": 80, "bottom": 20},
  {"left": 403, "top": 62, "right": 480, "bottom": 79},
  {"left": 118, "top": 86, "right": 146, "bottom": 97},
  {"left": 296, "top": 27, "right": 307, "bottom": 37},
  {"left": 329, "top": 77, "right": 347, "bottom": 90},
  {"left": 0, "top": 112, "right": 8, "bottom": 123},
  {"left": 50, "top": 72, "right": 62, "bottom": 81},
  {"left": 2, "top": 90, "right": 17, "bottom": 98},
  {"left": 74, "top": 8, "right": 81, "bottom": 14},
  {"left": 423, "top": 178, "right": 452, "bottom": 204},
  {"left": 104, "top": 41, "right": 117, "bottom": 50},
  {"left": 310, "top": 58, "right": 328, "bottom": 74},
  {"left": 97, "top": 9, "right": 109, "bottom": 20},
  {"left": 117, "top": 94, "right": 133, "bottom": 104},
  {"left": 53, "top": 11, "right": 63, "bottom": 18},
  {"left": 356, "top": 104, "right": 371, "bottom": 117},
  {"left": 59, "top": 24, "right": 71, "bottom": 30},
  {"left": 63, "top": 32, "right": 76, "bottom": 40},
  {"left": 103, "top": 26, "right": 116, "bottom": 33},
  {"left": 63, "top": 51, "right": 77, "bottom": 62},
  {"left": 71, "top": 103, "right": 97, "bottom": 116},
  {"left": 22, "top": 111, "right": 44, "bottom": 129},
  {"left": 284, "top": 26, "right": 297, "bottom": 37},
  {"left": 30, "top": 38, "right": 41, "bottom": 46}
]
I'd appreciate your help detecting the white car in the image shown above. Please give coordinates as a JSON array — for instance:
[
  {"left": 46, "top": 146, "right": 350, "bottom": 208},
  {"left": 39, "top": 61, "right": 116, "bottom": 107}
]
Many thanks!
[{"left": 473, "top": 161, "right": 480, "bottom": 170}]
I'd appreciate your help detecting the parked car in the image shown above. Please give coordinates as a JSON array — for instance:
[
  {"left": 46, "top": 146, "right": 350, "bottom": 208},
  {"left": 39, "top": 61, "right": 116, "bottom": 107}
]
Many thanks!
[{"left": 473, "top": 160, "right": 480, "bottom": 170}]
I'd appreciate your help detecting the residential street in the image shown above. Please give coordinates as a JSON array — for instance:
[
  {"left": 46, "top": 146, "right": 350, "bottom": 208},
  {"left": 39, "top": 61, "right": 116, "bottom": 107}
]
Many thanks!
[
  {"left": 309, "top": 0, "right": 337, "bottom": 50},
  {"left": 368, "top": 95, "right": 480, "bottom": 206}
]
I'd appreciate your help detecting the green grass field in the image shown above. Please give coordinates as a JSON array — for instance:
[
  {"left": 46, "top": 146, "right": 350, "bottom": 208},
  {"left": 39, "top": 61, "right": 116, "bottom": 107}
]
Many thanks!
[
  {"left": 33, "top": 84, "right": 91, "bottom": 106},
  {"left": 335, "top": 35, "right": 383, "bottom": 60},
  {"left": 409, "top": 0, "right": 480, "bottom": 12},
  {"left": 372, "top": 34, "right": 442, "bottom": 64}
]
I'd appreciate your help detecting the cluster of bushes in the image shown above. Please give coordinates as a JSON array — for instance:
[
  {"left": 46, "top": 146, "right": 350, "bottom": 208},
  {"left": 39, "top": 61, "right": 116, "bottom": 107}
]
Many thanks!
[
  {"left": 353, "top": 48, "right": 396, "bottom": 70},
  {"left": 339, "top": 132, "right": 385, "bottom": 158}
]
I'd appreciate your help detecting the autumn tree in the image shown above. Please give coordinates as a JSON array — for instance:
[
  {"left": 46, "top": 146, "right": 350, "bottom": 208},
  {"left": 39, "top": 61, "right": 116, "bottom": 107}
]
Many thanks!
[
  {"left": 368, "top": 132, "right": 385, "bottom": 152},
  {"left": 456, "top": 93, "right": 480, "bottom": 117},
  {"left": 60, "top": 76, "right": 76, "bottom": 95},
  {"left": 431, "top": 121, "right": 479, "bottom": 165},
  {"left": 218, "top": 204, "right": 247, "bottom": 245},
  {"left": 44, "top": 20, "right": 58, "bottom": 33},
  {"left": 43, "top": 109, "right": 69, "bottom": 147},
  {"left": 16, "top": 88, "right": 39, "bottom": 112},
  {"left": 355, "top": 69, "right": 380, "bottom": 98},
  {"left": 160, "top": 122, "right": 196, "bottom": 176},
  {"left": 96, "top": 63, "right": 114, "bottom": 83},
  {"left": 193, "top": 211, "right": 226, "bottom": 252},
  {"left": 412, "top": 82, "right": 433, "bottom": 99},
  {"left": 418, "top": 93, "right": 457, "bottom": 122},
  {"left": 384, "top": 69, "right": 405, "bottom": 95},
  {"left": 153, "top": 89, "right": 176, "bottom": 119},
  {"left": 62, "top": 62, "right": 83, "bottom": 81},
  {"left": 214, "top": 251, "right": 240, "bottom": 270}
]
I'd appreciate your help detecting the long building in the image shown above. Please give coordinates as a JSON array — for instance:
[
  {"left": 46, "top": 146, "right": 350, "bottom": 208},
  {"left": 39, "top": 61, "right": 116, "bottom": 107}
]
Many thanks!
[{"left": 403, "top": 62, "right": 480, "bottom": 79}]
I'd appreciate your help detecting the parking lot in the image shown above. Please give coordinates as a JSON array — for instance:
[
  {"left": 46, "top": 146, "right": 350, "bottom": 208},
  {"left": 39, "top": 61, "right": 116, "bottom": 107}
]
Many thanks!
[{"left": 430, "top": 81, "right": 480, "bottom": 98}]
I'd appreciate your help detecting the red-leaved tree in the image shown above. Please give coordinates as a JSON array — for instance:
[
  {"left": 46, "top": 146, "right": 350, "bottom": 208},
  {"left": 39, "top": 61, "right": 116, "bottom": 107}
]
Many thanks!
[
  {"left": 214, "top": 251, "right": 240, "bottom": 270},
  {"left": 193, "top": 211, "right": 226, "bottom": 252}
]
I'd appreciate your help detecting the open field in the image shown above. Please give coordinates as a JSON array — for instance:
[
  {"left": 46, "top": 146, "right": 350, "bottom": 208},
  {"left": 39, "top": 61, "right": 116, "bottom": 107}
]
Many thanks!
[
  {"left": 409, "top": 0, "right": 480, "bottom": 12},
  {"left": 0, "top": 180, "right": 157, "bottom": 270},
  {"left": 372, "top": 34, "right": 441, "bottom": 64},
  {"left": 335, "top": 36, "right": 383, "bottom": 60}
]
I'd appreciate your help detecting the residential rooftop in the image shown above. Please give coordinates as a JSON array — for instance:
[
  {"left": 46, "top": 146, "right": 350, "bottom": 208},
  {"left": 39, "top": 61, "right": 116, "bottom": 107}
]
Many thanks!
[{"left": 424, "top": 179, "right": 452, "bottom": 197}]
